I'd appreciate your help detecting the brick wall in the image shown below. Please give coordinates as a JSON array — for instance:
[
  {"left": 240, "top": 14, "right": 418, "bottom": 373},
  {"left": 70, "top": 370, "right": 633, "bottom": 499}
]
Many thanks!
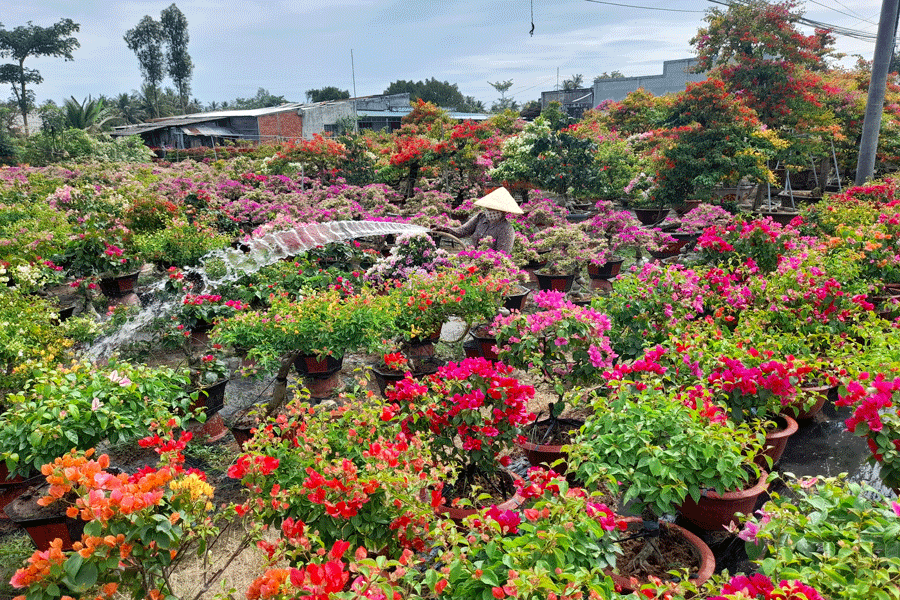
[{"left": 258, "top": 111, "right": 303, "bottom": 141}]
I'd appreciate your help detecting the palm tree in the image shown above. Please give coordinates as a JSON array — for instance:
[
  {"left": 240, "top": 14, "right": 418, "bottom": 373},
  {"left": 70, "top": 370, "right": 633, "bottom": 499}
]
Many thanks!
[
  {"left": 63, "top": 96, "right": 118, "bottom": 132},
  {"left": 113, "top": 92, "right": 147, "bottom": 125}
]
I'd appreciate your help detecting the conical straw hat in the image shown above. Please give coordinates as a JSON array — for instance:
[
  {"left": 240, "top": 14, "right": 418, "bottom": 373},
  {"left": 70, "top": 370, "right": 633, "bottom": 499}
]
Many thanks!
[{"left": 474, "top": 187, "right": 523, "bottom": 215}]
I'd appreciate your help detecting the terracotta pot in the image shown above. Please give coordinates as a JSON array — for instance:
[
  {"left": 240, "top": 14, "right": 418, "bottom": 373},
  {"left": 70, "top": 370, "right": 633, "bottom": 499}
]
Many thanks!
[
  {"left": 633, "top": 208, "right": 669, "bottom": 225},
  {"left": 610, "top": 518, "right": 715, "bottom": 593},
  {"left": 293, "top": 353, "right": 343, "bottom": 376},
  {"left": 98, "top": 270, "right": 141, "bottom": 298},
  {"left": 535, "top": 271, "right": 575, "bottom": 292},
  {"left": 502, "top": 286, "right": 530, "bottom": 312},
  {"left": 187, "top": 412, "right": 229, "bottom": 443},
  {"left": 436, "top": 469, "right": 524, "bottom": 525},
  {"left": 587, "top": 256, "right": 625, "bottom": 280},
  {"left": 676, "top": 470, "right": 768, "bottom": 531},
  {"left": 303, "top": 370, "right": 342, "bottom": 400},
  {"left": 5, "top": 483, "right": 85, "bottom": 551},
  {"left": 0, "top": 465, "right": 43, "bottom": 519},
  {"left": 759, "top": 414, "right": 799, "bottom": 467},
  {"left": 517, "top": 418, "right": 584, "bottom": 473},
  {"left": 787, "top": 385, "right": 831, "bottom": 420},
  {"left": 470, "top": 326, "right": 499, "bottom": 361}
]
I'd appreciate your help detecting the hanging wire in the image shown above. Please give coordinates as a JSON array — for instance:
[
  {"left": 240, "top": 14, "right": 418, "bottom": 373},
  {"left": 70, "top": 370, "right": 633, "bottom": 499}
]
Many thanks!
[{"left": 530, "top": 0, "right": 535, "bottom": 36}]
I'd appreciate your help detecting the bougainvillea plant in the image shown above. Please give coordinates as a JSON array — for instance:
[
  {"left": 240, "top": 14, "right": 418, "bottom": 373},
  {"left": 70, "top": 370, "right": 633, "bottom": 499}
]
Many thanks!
[{"left": 389, "top": 357, "right": 535, "bottom": 498}]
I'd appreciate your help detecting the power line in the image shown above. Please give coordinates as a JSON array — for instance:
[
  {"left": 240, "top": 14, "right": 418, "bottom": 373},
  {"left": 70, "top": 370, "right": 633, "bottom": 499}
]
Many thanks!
[
  {"left": 806, "top": 0, "right": 878, "bottom": 26},
  {"left": 584, "top": 0, "right": 706, "bottom": 13},
  {"left": 708, "top": 0, "right": 878, "bottom": 41}
]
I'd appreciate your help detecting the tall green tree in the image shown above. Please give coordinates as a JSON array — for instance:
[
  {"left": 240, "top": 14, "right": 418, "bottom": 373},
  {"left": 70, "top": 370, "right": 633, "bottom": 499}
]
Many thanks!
[
  {"left": 306, "top": 86, "right": 350, "bottom": 103},
  {"left": 0, "top": 19, "right": 80, "bottom": 134},
  {"left": 160, "top": 4, "right": 192, "bottom": 114},
  {"left": 383, "top": 78, "right": 481, "bottom": 112},
  {"left": 124, "top": 16, "right": 165, "bottom": 118}
]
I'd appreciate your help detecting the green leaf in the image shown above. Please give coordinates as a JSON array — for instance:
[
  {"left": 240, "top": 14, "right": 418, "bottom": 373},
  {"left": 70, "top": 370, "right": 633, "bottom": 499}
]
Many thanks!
[
  {"left": 73, "top": 562, "right": 98, "bottom": 591},
  {"left": 479, "top": 570, "right": 499, "bottom": 587}
]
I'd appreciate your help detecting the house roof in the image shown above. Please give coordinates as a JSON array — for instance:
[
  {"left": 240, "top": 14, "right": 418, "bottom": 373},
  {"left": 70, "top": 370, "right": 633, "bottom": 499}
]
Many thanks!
[
  {"left": 180, "top": 124, "right": 242, "bottom": 137},
  {"left": 110, "top": 103, "right": 306, "bottom": 137}
]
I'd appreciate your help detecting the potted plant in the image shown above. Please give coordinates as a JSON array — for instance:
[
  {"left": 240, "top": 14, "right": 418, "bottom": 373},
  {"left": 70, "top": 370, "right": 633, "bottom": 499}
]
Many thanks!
[
  {"left": 492, "top": 289, "right": 617, "bottom": 470},
  {"left": 419, "top": 469, "right": 626, "bottom": 598},
  {"left": 387, "top": 357, "right": 536, "bottom": 517},
  {"left": 53, "top": 219, "right": 144, "bottom": 298},
  {"left": 531, "top": 223, "right": 605, "bottom": 291},
  {"left": 569, "top": 364, "right": 767, "bottom": 534},
  {"left": 227, "top": 391, "right": 448, "bottom": 558}
]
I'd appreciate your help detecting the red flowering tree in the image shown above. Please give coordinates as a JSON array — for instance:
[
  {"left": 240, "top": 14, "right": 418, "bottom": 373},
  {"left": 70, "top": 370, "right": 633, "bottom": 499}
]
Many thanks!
[
  {"left": 691, "top": 0, "right": 836, "bottom": 163},
  {"left": 651, "top": 78, "right": 776, "bottom": 206}
]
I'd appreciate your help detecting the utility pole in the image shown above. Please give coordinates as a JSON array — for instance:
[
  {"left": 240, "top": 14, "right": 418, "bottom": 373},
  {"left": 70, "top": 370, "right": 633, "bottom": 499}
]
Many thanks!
[{"left": 855, "top": 0, "right": 900, "bottom": 184}]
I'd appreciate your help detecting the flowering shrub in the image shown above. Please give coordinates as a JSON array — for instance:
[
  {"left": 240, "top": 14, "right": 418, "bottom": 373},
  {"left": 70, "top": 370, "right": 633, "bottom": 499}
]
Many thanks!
[
  {"left": 676, "top": 203, "right": 735, "bottom": 234},
  {"left": 706, "top": 351, "right": 813, "bottom": 423},
  {"left": 835, "top": 372, "right": 900, "bottom": 491},
  {"left": 492, "top": 290, "right": 617, "bottom": 397},
  {"left": 53, "top": 218, "right": 142, "bottom": 279},
  {"left": 364, "top": 233, "right": 451, "bottom": 287},
  {"left": 530, "top": 223, "right": 608, "bottom": 274},
  {"left": 391, "top": 357, "right": 535, "bottom": 483},
  {"left": 737, "top": 475, "right": 900, "bottom": 599},
  {"left": 10, "top": 429, "right": 238, "bottom": 600},
  {"left": 176, "top": 293, "right": 246, "bottom": 332},
  {"left": 0, "top": 360, "right": 191, "bottom": 477},
  {"left": 709, "top": 574, "right": 825, "bottom": 600},
  {"left": 213, "top": 288, "right": 396, "bottom": 368},
  {"left": 420, "top": 469, "right": 623, "bottom": 600},
  {"left": 387, "top": 265, "right": 507, "bottom": 339},
  {"left": 228, "top": 394, "right": 447, "bottom": 557}
]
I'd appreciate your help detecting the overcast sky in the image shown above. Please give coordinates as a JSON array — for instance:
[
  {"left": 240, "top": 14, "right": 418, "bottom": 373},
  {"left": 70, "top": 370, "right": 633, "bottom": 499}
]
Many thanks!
[{"left": 3, "top": 1, "right": 886, "bottom": 110}]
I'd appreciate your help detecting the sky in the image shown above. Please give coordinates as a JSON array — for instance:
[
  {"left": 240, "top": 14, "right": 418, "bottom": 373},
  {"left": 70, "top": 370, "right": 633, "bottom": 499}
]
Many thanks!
[{"left": 2, "top": 0, "right": 888, "bottom": 111}]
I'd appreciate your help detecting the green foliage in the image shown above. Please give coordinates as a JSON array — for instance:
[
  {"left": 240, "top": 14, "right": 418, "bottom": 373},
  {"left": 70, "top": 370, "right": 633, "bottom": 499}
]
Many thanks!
[
  {"left": 744, "top": 474, "right": 900, "bottom": 599},
  {"left": 134, "top": 221, "right": 230, "bottom": 268},
  {"left": 212, "top": 288, "right": 396, "bottom": 367},
  {"left": 305, "top": 86, "right": 350, "bottom": 103},
  {"left": 570, "top": 384, "right": 763, "bottom": 520},
  {"left": 0, "top": 290, "right": 73, "bottom": 394},
  {"left": 383, "top": 78, "right": 482, "bottom": 112},
  {"left": 425, "top": 474, "right": 621, "bottom": 600},
  {"left": 124, "top": 16, "right": 165, "bottom": 118},
  {"left": 0, "top": 359, "right": 191, "bottom": 477}
]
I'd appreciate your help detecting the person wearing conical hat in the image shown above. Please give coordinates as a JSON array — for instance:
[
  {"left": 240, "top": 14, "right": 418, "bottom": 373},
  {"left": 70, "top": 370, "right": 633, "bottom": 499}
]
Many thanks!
[{"left": 437, "top": 187, "right": 523, "bottom": 255}]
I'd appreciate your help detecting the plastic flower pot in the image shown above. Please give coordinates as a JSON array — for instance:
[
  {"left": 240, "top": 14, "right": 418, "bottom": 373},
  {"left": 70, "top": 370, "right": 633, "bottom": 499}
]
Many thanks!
[
  {"left": 587, "top": 256, "right": 625, "bottom": 280},
  {"left": 535, "top": 271, "right": 575, "bottom": 292},
  {"left": 98, "top": 270, "right": 141, "bottom": 298},
  {"left": 5, "top": 482, "right": 85, "bottom": 551},
  {"left": 293, "top": 354, "right": 344, "bottom": 376},
  {"left": 470, "top": 326, "right": 499, "bottom": 361},
  {"left": 633, "top": 208, "right": 669, "bottom": 226},
  {"left": 0, "top": 465, "right": 43, "bottom": 519},
  {"left": 502, "top": 285, "right": 531, "bottom": 312}
]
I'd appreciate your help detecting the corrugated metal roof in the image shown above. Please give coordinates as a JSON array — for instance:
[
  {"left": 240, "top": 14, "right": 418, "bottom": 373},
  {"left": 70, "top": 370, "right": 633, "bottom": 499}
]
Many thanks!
[
  {"left": 180, "top": 125, "right": 241, "bottom": 137},
  {"left": 357, "top": 109, "right": 490, "bottom": 121}
]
